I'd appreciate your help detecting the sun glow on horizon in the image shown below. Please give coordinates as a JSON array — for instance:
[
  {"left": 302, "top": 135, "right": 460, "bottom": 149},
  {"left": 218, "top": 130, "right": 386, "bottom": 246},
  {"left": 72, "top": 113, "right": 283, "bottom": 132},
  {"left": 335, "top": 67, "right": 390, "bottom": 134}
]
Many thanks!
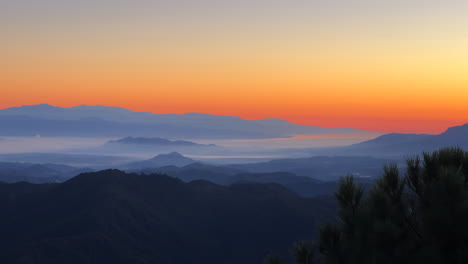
[{"left": 2, "top": 1, "right": 468, "bottom": 134}]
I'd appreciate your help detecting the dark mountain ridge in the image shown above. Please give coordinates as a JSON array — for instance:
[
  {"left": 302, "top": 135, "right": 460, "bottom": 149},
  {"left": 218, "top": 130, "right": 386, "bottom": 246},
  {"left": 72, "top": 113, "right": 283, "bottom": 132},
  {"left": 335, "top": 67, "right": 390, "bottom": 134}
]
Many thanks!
[
  {"left": 139, "top": 164, "right": 339, "bottom": 197},
  {"left": 0, "top": 169, "right": 336, "bottom": 264}
]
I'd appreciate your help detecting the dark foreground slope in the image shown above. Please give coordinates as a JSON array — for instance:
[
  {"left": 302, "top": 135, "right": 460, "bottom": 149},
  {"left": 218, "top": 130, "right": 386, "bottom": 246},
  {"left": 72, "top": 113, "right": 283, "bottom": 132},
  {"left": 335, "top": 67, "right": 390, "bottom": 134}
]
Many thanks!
[{"left": 0, "top": 170, "right": 335, "bottom": 264}]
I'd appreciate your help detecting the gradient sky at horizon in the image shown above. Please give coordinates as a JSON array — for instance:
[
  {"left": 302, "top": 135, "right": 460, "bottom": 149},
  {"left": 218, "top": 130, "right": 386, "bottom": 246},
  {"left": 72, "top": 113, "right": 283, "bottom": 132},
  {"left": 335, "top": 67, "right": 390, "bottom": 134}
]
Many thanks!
[{"left": 2, "top": 0, "right": 468, "bottom": 134}]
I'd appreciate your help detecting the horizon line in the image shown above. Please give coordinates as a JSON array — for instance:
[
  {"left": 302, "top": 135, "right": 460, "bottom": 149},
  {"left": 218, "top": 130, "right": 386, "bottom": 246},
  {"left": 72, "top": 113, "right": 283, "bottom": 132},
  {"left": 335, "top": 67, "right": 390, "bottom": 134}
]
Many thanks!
[{"left": 1, "top": 103, "right": 465, "bottom": 135}]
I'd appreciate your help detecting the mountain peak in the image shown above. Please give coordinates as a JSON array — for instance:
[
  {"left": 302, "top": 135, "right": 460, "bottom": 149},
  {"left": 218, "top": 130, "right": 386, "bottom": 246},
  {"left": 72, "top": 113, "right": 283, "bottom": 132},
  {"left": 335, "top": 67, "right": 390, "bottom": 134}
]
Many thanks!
[
  {"left": 152, "top": 152, "right": 185, "bottom": 159},
  {"left": 441, "top": 123, "right": 468, "bottom": 137},
  {"left": 4, "top": 104, "right": 58, "bottom": 111},
  {"left": 106, "top": 137, "right": 206, "bottom": 147},
  {"left": 124, "top": 152, "right": 196, "bottom": 169}
]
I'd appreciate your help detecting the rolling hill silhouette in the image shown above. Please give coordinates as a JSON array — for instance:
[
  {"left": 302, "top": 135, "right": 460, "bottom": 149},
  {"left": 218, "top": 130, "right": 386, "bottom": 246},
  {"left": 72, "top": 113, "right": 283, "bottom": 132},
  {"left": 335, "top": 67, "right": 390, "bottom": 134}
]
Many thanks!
[
  {"left": 0, "top": 170, "right": 335, "bottom": 264},
  {"left": 139, "top": 164, "right": 340, "bottom": 197}
]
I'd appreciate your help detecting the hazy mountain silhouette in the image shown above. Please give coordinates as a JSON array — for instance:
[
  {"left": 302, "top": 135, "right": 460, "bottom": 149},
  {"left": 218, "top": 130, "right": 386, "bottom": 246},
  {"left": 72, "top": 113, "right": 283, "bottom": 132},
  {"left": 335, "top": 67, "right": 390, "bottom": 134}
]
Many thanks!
[
  {"left": 138, "top": 164, "right": 339, "bottom": 197},
  {"left": 226, "top": 172, "right": 340, "bottom": 197},
  {"left": 139, "top": 162, "right": 243, "bottom": 183},
  {"left": 0, "top": 153, "right": 135, "bottom": 167},
  {"left": 0, "top": 104, "right": 371, "bottom": 139},
  {"left": 0, "top": 152, "right": 394, "bottom": 186},
  {"left": 340, "top": 123, "right": 468, "bottom": 157},
  {"left": 0, "top": 158, "right": 332, "bottom": 197},
  {"left": 0, "top": 158, "right": 341, "bottom": 197},
  {"left": 107, "top": 137, "right": 215, "bottom": 147},
  {"left": 352, "top": 133, "right": 433, "bottom": 148},
  {"left": 228, "top": 156, "right": 394, "bottom": 181},
  {"left": 0, "top": 162, "right": 93, "bottom": 183},
  {"left": 0, "top": 170, "right": 336, "bottom": 264},
  {"left": 95, "top": 137, "right": 221, "bottom": 156},
  {"left": 123, "top": 152, "right": 196, "bottom": 169}
]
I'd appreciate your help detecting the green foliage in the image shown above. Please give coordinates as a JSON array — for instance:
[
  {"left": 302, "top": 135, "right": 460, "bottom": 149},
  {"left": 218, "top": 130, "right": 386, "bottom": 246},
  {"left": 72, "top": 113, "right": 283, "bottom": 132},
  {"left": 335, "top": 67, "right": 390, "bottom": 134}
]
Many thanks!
[{"left": 317, "top": 147, "right": 468, "bottom": 264}]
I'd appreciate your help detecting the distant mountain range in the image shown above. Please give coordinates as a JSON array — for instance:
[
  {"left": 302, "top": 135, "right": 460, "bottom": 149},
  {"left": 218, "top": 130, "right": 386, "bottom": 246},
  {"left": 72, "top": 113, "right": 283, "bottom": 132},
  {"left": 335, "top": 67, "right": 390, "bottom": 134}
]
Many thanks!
[
  {"left": 0, "top": 151, "right": 382, "bottom": 197},
  {"left": 0, "top": 170, "right": 336, "bottom": 264},
  {"left": 0, "top": 156, "right": 341, "bottom": 197},
  {"left": 141, "top": 164, "right": 342, "bottom": 197},
  {"left": 96, "top": 137, "right": 221, "bottom": 156},
  {"left": 333, "top": 123, "right": 468, "bottom": 157},
  {"left": 107, "top": 137, "right": 215, "bottom": 147},
  {"left": 124, "top": 152, "right": 392, "bottom": 181},
  {"left": 0, "top": 153, "right": 136, "bottom": 168},
  {"left": 229, "top": 155, "right": 396, "bottom": 181},
  {"left": 0, "top": 150, "right": 393, "bottom": 185},
  {"left": 0, "top": 104, "right": 371, "bottom": 139},
  {"left": 0, "top": 162, "right": 93, "bottom": 183},
  {"left": 122, "top": 152, "right": 197, "bottom": 170}
]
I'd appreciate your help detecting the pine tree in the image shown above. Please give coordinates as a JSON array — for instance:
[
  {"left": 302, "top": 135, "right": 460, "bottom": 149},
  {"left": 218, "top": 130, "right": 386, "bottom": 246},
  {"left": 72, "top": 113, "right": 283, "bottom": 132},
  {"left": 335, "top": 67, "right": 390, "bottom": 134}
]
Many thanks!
[{"left": 317, "top": 147, "right": 468, "bottom": 264}]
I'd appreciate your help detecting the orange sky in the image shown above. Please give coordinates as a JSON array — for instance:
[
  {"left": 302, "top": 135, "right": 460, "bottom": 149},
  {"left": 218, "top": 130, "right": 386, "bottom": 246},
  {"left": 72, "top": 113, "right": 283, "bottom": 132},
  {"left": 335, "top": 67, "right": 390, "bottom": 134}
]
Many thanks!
[{"left": 2, "top": 1, "right": 468, "bottom": 134}]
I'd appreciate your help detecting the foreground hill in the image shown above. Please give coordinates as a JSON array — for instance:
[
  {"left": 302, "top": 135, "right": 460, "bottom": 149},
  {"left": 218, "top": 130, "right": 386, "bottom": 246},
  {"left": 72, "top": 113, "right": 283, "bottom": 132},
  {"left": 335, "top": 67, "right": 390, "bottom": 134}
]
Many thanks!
[
  {"left": 0, "top": 104, "right": 370, "bottom": 139},
  {"left": 0, "top": 170, "right": 335, "bottom": 264}
]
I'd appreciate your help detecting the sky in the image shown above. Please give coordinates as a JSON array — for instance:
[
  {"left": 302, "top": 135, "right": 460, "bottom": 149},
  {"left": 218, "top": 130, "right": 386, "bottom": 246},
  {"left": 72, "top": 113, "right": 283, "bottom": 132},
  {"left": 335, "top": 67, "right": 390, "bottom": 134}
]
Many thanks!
[{"left": 2, "top": 0, "right": 468, "bottom": 134}]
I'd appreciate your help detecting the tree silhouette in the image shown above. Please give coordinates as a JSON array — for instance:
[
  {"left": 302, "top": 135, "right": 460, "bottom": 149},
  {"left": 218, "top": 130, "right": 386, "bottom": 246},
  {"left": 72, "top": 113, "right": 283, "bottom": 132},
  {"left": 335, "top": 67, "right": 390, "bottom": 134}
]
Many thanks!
[
  {"left": 318, "top": 147, "right": 468, "bottom": 264},
  {"left": 291, "top": 241, "right": 315, "bottom": 264},
  {"left": 268, "top": 147, "right": 468, "bottom": 264}
]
